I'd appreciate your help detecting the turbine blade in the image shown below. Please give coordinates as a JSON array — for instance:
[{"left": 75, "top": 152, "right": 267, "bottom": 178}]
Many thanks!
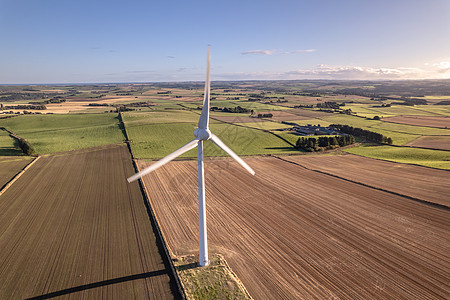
[
  {"left": 198, "top": 46, "right": 211, "bottom": 130},
  {"left": 210, "top": 133, "right": 255, "bottom": 176},
  {"left": 127, "top": 139, "right": 199, "bottom": 182}
]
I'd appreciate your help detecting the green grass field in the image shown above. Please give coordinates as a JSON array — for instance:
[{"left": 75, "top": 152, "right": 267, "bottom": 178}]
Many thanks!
[
  {"left": 229, "top": 100, "right": 292, "bottom": 111},
  {"left": 124, "top": 118, "right": 297, "bottom": 159},
  {"left": 0, "top": 130, "right": 23, "bottom": 156},
  {"left": 0, "top": 113, "right": 125, "bottom": 154},
  {"left": 123, "top": 110, "right": 201, "bottom": 125},
  {"left": 317, "top": 114, "right": 450, "bottom": 146},
  {"left": 234, "top": 121, "right": 291, "bottom": 130},
  {"left": 345, "top": 144, "right": 450, "bottom": 170},
  {"left": 209, "top": 122, "right": 296, "bottom": 156},
  {"left": 276, "top": 131, "right": 301, "bottom": 145}
]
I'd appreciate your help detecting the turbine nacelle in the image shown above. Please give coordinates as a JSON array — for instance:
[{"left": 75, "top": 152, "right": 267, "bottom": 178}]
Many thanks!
[{"left": 194, "top": 128, "right": 212, "bottom": 140}]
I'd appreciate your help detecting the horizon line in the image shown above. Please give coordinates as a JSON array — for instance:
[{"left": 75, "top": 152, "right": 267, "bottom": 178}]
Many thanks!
[{"left": 1, "top": 78, "right": 450, "bottom": 86}]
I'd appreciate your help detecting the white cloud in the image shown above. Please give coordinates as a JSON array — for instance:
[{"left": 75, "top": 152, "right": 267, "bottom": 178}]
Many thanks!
[
  {"left": 216, "top": 63, "right": 450, "bottom": 81},
  {"left": 433, "top": 61, "right": 450, "bottom": 73},
  {"left": 293, "top": 49, "right": 316, "bottom": 53},
  {"left": 241, "top": 49, "right": 315, "bottom": 55},
  {"left": 241, "top": 50, "right": 277, "bottom": 55},
  {"left": 287, "top": 64, "right": 427, "bottom": 80}
]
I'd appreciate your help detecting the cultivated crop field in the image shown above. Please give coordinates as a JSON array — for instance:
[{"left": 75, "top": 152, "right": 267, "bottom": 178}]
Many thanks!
[
  {"left": 0, "top": 156, "right": 32, "bottom": 188},
  {"left": 139, "top": 156, "right": 449, "bottom": 299},
  {"left": 0, "top": 145, "right": 175, "bottom": 299},
  {"left": 345, "top": 144, "right": 450, "bottom": 169},
  {"left": 1, "top": 80, "right": 450, "bottom": 298},
  {"left": 383, "top": 115, "right": 450, "bottom": 128},
  {"left": 282, "top": 154, "right": 450, "bottom": 207},
  {"left": 405, "top": 135, "right": 450, "bottom": 151}
]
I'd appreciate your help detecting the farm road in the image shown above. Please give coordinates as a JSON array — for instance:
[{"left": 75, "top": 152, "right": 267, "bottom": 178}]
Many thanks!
[{"left": 0, "top": 144, "right": 176, "bottom": 299}]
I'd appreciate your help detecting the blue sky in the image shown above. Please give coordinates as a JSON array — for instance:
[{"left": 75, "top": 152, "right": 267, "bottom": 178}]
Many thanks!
[{"left": 1, "top": 0, "right": 449, "bottom": 84}]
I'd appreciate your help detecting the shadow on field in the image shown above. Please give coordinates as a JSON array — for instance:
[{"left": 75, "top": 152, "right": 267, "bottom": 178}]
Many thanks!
[
  {"left": 26, "top": 269, "right": 168, "bottom": 299},
  {"left": 264, "top": 146, "right": 301, "bottom": 152},
  {"left": 0, "top": 146, "right": 23, "bottom": 156},
  {"left": 115, "top": 115, "right": 128, "bottom": 140},
  {"left": 176, "top": 262, "right": 198, "bottom": 271},
  {"left": 0, "top": 138, "right": 24, "bottom": 156}
]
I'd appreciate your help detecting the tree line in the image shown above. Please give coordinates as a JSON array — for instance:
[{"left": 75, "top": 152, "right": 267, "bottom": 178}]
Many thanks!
[
  {"left": 210, "top": 106, "right": 250, "bottom": 113},
  {"left": 296, "top": 135, "right": 355, "bottom": 152},
  {"left": 3, "top": 104, "right": 46, "bottom": 110},
  {"left": 17, "top": 138, "right": 35, "bottom": 155},
  {"left": 0, "top": 127, "right": 35, "bottom": 155},
  {"left": 331, "top": 124, "right": 393, "bottom": 144}
]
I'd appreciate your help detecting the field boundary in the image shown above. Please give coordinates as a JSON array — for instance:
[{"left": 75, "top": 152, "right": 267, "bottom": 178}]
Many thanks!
[
  {"left": 273, "top": 155, "right": 450, "bottom": 210},
  {"left": 177, "top": 103, "right": 297, "bottom": 147},
  {"left": 344, "top": 143, "right": 450, "bottom": 171},
  {"left": 208, "top": 115, "right": 296, "bottom": 146},
  {"left": 119, "top": 112, "right": 186, "bottom": 299},
  {"left": 0, "top": 156, "right": 40, "bottom": 197},
  {"left": 382, "top": 116, "right": 450, "bottom": 129},
  {"left": 366, "top": 124, "right": 450, "bottom": 137},
  {"left": 392, "top": 142, "right": 450, "bottom": 152}
]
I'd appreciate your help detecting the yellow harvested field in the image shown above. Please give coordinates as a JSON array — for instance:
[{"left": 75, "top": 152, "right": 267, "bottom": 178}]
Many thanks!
[
  {"left": 139, "top": 156, "right": 449, "bottom": 299},
  {"left": 3, "top": 96, "right": 147, "bottom": 114}
]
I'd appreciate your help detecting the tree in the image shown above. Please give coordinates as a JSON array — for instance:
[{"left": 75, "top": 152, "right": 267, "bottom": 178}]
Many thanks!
[
  {"left": 17, "top": 138, "right": 35, "bottom": 156},
  {"left": 329, "top": 136, "right": 338, "bottom": 146}
]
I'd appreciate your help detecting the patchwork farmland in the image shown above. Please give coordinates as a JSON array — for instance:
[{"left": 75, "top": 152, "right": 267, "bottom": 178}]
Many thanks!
[
  {"left": 0, "top": 145, "right": 177, "bottom": 299},
  {"left": 1, "top": 80, "right": 450, "bottom": 298},
  {"left": 139, "top": 156, "right": 449, "bottom": 299}
]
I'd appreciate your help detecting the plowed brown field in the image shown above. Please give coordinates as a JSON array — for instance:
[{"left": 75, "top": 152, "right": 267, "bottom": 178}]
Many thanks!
[
  {"left": 281, "top": 154, "right": 450, "bottom": 207},
  {"left": 0, "top": 156, "right": 32, "bottom": 188},
  {"left": 405, "top": 135, "right": 450, "bottom": 151},
  {"left": 383, "top": 115, "right": 450, "bottom": 128},
  {"left": 139, "top": 157, "right": 449, "bottom": 299},
  {"left": 0, "top": 145, "right": 175, "bottom": 299}
]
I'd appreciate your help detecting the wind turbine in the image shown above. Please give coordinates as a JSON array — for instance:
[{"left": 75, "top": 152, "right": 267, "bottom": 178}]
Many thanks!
[{"left": 127, "top": 47, "right": 255, "bottom": 267}]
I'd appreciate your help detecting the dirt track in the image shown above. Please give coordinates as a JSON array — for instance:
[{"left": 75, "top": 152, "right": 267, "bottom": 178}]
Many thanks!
[
  {"left": 140, "top": 156, "right": 449, "bottom": 299},
  {"left": 0, "top": 145, "right": 175, "bottom": 299}
]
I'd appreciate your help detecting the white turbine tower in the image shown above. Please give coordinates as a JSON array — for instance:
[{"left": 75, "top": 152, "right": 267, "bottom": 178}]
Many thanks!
[{"left": 127, "top": 47, "right": 255, "bottom": 267}]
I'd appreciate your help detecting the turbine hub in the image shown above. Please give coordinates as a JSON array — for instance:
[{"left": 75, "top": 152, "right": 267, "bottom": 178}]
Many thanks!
[{"left": 194, "top": 128, "right": 212, "bottom": 140}]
